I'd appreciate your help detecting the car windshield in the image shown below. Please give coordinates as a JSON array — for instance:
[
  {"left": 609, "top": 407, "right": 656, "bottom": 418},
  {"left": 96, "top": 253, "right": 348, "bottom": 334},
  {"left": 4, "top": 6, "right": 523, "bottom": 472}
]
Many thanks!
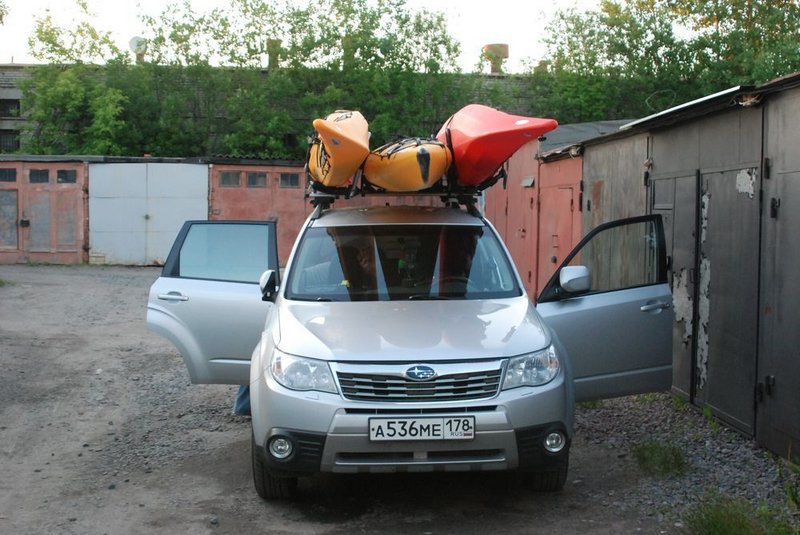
[{"left": 286, "top": 224, "right": 521, "bottom": 302}]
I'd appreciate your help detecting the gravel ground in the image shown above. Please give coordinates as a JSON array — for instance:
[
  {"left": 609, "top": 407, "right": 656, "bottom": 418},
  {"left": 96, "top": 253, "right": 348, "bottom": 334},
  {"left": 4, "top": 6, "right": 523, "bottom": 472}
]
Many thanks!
[
  {"left": 576, "top": 395, "right": 800, "bottom": 528},
  {"left": 1, "top": 264, "right": 798, "bottom": 534}
]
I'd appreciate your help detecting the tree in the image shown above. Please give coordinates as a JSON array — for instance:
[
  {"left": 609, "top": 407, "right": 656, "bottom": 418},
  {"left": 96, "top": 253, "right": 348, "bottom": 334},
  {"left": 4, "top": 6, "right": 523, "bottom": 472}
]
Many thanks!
[
  {"left": 669, "top": 0, "right": 800, "bottom": 88},
  {"left": 28, "top": 0, "right": 125, "bottom": 64},
  {"left": 19, "top": 65, "right": 128, "bottom": 155},
  {"left": 22, "top": 0, "right": 474, "bottom": 158},
  {"left": 0, "top": 1, "right": 8, "bottom": 24},
  {"left": 541, "top": 0, "right": 800, "bottom": 118}
]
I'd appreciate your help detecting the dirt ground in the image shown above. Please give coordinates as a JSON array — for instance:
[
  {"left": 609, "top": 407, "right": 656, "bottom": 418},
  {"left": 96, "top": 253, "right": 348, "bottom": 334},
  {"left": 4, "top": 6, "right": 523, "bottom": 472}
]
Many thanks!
[{"left": 1, "top": 265, "right": 696, "bottom": 534}]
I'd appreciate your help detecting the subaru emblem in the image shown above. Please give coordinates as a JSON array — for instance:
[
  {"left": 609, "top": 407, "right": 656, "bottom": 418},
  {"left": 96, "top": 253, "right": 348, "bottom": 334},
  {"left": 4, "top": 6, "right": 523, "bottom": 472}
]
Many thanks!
[{"left": 405, "top": 365, "right": 436, "bottom": 381}]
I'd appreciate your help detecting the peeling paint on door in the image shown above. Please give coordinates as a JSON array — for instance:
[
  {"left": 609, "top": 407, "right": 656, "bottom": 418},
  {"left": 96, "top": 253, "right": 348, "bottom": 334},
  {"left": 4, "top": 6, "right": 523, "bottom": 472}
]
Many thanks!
[
  {"left": 735, "top": 168, "right": 757, "bottom": 199},
  {"left": 697, "top": 257, "right": 711, "bottom": 389},
  {"left": 672, "top": 268, "right": 693, "bottom": 345}
]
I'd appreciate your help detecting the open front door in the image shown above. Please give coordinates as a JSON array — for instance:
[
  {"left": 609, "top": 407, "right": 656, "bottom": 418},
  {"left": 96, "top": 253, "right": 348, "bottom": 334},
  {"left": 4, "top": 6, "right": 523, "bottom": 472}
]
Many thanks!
[
  {"left": 536, "top": 215, "right": 672, "bottom": 402},
  {"left": 147, "top": 220, "right": 279, "bottom": 384}
]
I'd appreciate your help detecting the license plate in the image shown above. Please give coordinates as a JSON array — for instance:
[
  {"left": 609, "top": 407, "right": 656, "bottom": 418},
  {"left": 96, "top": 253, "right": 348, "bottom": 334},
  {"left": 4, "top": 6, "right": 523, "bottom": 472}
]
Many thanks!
[{"left": 368, "top": 416, "right": 475, "bottom": 441}]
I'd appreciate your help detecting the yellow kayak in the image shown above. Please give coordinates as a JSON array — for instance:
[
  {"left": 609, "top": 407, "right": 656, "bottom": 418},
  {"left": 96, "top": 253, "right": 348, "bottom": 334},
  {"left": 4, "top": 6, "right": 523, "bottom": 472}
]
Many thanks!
[
  {"left": 363, "top": 138, "right": 452, "bottom": 192},
  {"left": 307, "top": 110, "right": 370, "bottom": 188}
]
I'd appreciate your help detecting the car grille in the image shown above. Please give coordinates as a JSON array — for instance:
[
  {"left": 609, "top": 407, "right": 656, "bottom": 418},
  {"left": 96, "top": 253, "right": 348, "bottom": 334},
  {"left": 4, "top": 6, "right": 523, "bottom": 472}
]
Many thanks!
[{"left": 337, "top": 369, "right": 503, "bottom": 402}]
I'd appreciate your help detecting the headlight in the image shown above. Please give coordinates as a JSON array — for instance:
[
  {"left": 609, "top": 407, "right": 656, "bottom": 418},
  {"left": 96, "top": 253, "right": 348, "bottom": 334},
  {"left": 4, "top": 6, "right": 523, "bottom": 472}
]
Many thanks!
[
  {"left": 502, "top": 345, "right": 559, "bottom": 390},
  {"left": 269, "top": 350, "right": 337, "bottom": 393}
]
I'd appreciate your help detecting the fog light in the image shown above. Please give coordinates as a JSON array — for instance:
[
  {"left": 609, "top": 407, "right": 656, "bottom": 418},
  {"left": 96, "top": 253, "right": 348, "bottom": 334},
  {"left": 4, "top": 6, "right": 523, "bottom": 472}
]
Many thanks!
[
  {"left": 544, "top": 431, "right": 566, "bottom": 453},
  {"left": 268, "top": 436, "right": 293, "bottom": 459}
]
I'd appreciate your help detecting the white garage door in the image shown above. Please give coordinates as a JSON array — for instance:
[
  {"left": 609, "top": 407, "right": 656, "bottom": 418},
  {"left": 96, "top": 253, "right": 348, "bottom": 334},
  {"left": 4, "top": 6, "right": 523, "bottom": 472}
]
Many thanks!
[{"left": 89, "top": 163, "right": 208, "bottom": 265}]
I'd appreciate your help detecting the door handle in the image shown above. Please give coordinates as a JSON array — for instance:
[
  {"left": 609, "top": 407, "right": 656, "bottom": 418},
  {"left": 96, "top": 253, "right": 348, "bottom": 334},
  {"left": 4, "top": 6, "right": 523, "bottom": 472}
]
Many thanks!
[
  {"left": 158, "top": 293, "right": 189, "bottom": 302},
  {"left": 640, "top": 302, "right": 671, "bottom": 312}
]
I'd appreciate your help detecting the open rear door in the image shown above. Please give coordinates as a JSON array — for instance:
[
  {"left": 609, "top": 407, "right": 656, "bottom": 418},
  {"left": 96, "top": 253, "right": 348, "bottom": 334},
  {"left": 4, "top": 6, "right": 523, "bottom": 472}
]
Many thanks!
[
  {"left": 536, "top": 215, "right": 672, "bottom": 402},
  {"left": 147, "top": 220, "right": 279, "bottom": 384}
]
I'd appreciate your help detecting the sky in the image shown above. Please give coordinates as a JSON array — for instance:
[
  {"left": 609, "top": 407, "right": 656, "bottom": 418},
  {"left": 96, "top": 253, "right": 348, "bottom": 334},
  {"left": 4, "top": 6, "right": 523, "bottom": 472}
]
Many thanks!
[{"left": 0, "top": 0, "right": 597, "bottom": 73}]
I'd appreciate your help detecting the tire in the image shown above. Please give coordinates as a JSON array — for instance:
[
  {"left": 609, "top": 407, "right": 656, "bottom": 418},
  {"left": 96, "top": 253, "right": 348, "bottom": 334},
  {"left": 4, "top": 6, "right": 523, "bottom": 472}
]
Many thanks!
[
  {"left": 527, "top": 457, "right": 569, "bottom": 492},
  {"left": 251, "top": 433, "right": 298, "bottom": 500}
]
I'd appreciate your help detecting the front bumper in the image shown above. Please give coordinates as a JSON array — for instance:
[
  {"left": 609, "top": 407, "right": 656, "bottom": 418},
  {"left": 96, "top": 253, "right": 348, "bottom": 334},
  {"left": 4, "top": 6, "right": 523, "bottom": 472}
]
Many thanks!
[{"left": 252, "top": 372, "right": 572, "bottom": 477}]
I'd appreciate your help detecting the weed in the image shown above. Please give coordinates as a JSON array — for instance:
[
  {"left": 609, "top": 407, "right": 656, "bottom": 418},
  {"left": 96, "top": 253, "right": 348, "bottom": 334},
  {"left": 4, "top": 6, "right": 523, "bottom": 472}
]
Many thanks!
[
  {"left": 0, "top": 278, "right": 6, "bottom": 287},
  {"left": 671, "top": 394, "right": 689, "bottom": 411},
  {"left": 683, "top": 491, "right": 796, "bottom": 535},
  {"left": 632, "top": 440, "right": 687, "bottom": 477},
  {"left": 702, "top": 405, "right": 721, "bottom": 434},
  {"left": 783, "top": 460, "right": 800, "bottom": 512},
  {"left": 577, "top": 400, "right": 603, "bottom": 410},
  {"left": 638, "top": 393, "right": 659, "bottom": 404}
]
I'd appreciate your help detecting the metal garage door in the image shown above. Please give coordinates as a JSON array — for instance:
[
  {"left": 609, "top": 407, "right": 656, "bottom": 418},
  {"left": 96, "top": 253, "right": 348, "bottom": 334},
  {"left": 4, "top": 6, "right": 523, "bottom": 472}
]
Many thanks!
[{"left": 89, "top": 163, "right": 208, "bottom": 265}]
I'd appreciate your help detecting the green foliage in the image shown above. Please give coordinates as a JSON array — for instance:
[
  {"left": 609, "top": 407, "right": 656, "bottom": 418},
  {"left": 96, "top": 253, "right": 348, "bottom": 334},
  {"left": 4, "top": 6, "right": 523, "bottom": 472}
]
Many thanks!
[
  {"left": 702, "top": 405, "right": 721, "bottom": 434},
  {"left": 577, "top": 400, "right": 604, "bottom": 410},
  {"left": 0, "top": 1, "right": 7, "bottom": 25},
  {"left": 0, "top": 278, "right": 7, "bottom": 287},
  {"left": 28, "top": 0, "right": 124, "bottom": 64},
  {"left": 783, "top": 461, "right": 800, "bottom": 511},
  {"left": 632, "top": 440, "right": 687, "bottom": 477},
  {"left": 20, "top": 0, "right": 477, "bottom": 158},
  {"left": 671, "top": 394, "right": 689, "bottom": 411},
  {"left": 683, "top": 491, "right": 797, "bottom": 535},
  {"left": 538, "top": 0, "right": 800, "bottom": 120}
]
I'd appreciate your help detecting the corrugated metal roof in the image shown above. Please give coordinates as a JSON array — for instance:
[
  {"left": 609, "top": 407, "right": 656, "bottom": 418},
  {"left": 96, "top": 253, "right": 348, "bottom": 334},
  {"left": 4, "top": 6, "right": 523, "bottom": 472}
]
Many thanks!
[
  {"left": 539, "top": 120, "right": 633, "bottom": 152},
  {"left": 541, "top": 72, "right": 800, "bottom": 159}
]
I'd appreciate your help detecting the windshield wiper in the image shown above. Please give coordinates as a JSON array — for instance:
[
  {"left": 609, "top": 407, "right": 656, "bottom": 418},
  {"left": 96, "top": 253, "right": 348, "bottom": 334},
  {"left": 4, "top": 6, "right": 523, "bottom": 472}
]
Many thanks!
[{"left": 408, "top": 294, "right": 453, "bottom": 300}]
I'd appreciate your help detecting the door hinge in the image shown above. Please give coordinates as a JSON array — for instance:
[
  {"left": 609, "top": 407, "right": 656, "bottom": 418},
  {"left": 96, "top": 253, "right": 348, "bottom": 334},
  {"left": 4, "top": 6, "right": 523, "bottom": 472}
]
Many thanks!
[
  {"left": 765, "top": 375, "right": 775, "bottom": 396},
  {"left": 770, "top": 197, "right": 781, "bottom": 219},
  {"left": 756, "top": 375, "right": 777, "bottom": 404},
  {"left": 763, "top": 157, "right": 771, "bottom": 179},
  {"left": 578, "top": 192, "right": 583, "bottom": 212}
]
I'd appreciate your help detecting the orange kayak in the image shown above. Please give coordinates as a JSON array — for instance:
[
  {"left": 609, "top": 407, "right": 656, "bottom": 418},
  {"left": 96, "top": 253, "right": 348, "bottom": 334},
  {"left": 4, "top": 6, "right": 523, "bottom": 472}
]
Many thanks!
[
  {"left": 436, "top": 104, "right": 558, "bottom": 187},
  {"left": 363, "top": 138, "right": 452, "bottom": 192},
  {"left": 308, "top": 110, "right": 370, "bottom": 188}
]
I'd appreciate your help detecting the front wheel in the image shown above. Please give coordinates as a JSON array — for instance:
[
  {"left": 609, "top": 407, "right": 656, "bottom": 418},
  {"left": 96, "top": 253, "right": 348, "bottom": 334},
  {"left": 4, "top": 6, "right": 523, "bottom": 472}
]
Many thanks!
[
  {"left": 252, "top": 433, "right": 298, "bottom": 500},
  {"left": 525, "top": 456, "right": 569, "bottom": 492}
]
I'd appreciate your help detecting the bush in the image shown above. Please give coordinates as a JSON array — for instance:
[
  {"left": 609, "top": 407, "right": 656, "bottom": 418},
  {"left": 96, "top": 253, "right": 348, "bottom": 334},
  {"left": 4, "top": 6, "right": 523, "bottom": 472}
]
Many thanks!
[
  {"left": 683, "top": 492, "right": 796, "bottom": 535},
  {"left": 632, "top": 440, "right": 687, "bottom": 477}
]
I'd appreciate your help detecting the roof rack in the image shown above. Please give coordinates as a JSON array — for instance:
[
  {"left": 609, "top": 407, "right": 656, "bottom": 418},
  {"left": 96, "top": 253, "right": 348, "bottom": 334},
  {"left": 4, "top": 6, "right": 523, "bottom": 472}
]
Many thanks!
[{"left": 304, "top": 163, "right": 504, "bottom": 217}]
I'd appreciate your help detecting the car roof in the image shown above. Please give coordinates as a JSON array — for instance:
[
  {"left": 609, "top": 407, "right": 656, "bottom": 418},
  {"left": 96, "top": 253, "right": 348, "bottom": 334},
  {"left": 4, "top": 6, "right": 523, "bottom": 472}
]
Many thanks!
[{"left": 310, "top": 205, "right": 485, "bottom": 228}]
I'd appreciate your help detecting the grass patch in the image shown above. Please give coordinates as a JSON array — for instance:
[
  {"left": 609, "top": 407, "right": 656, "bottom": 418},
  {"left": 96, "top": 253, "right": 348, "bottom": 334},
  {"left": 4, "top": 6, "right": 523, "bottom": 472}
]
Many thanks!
[
  {"left": 703, "top": 405, "right": 722, "bottom": 433},
  {"left": 671, "top": 394, "right": 689, "bottom": 411},
  {"left": 637, "top": 392, "right": 660, "bottom": 404},
  {"left": 0, "top": 278, "right": 7, "bottom": 287},
  {"left": 577, "top": 400, "right": 604, "bottom": 410},
  {"left": 683, "top": 492, "right": 796, "bottom": 535},
  {"left": 783, "top": 461, "right": 800, "bottom": 512},
  {"left": 632, "top": 440, "right": 687, "bottom": 477}
]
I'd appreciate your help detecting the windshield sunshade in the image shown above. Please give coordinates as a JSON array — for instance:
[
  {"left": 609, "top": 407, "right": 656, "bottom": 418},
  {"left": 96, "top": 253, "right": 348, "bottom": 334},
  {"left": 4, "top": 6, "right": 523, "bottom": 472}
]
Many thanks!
[{"left": 285, "top": 225, "right": 521, "bottom": 302}]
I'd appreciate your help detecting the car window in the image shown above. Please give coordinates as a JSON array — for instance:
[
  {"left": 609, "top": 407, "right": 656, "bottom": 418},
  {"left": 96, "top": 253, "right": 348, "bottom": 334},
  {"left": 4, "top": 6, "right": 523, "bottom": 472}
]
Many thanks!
[
  {"left": 538, "top": 217, "right": 664, "bottom": 304},
  {"left": 286, "top": 225, "right": 520, "bottom": 301},
  {"left": 177, "top": 223, "right": 272, "bottom": 283},
  {"left": 565, "top": 218, "right": 660, "bottom": 293}
]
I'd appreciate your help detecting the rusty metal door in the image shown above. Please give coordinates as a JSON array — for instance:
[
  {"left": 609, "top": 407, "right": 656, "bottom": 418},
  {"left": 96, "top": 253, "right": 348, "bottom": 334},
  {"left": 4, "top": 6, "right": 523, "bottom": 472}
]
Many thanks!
[
  {"left": 650, "top": 172, "right": 699, "bottom": 398},
  {"left": 0, "top": 189, "right": 17, "bottom": 249},
  {"left": 758, "top": 91, "right": 800, "bottom": 462},
  {"left": 537, "top": 186, "right": 577, "bottom": 298},
  {"left": 695, "top": 168, "right": 760, "bottom": 433},
  {"left": 504, "top": 149, "right": 537, "bottom": 296}
]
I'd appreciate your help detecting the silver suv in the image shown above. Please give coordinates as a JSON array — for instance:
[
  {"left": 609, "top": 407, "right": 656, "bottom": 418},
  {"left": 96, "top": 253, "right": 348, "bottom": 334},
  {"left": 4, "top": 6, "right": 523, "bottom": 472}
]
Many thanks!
[{"left": 147, "top": 200, "right": 672, "bottom": 499}]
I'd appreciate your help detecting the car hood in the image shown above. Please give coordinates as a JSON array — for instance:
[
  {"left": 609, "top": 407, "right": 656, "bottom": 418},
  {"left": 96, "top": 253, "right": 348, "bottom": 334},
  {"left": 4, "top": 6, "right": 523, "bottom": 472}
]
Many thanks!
[{"left": 275, "top": 297, "right": 549, "bottom": 362}]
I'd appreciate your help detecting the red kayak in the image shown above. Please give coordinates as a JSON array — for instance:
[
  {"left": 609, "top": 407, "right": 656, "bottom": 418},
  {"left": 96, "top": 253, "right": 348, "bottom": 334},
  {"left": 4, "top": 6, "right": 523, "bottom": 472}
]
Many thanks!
[{"left": 436, "top": 104, "right": 558, "bottom": 187}]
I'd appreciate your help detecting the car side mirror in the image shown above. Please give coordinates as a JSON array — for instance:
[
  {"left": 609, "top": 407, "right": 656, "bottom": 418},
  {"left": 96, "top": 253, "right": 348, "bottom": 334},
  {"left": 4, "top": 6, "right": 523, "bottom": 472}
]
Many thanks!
[
  {"left": 559, "top": 265, "right": 591, "bottom": 294},
  {"left": 259, "top": 269, "right": 278, "bottom": 302}
]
